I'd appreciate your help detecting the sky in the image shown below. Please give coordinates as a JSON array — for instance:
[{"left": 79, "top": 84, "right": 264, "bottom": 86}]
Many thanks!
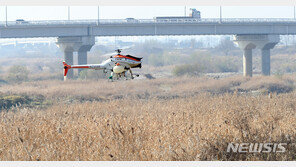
[
  {"left": 0, "top": 6, "right": 296, "bottom": 21},
  {"left": 0, "top": 6, "right": 296, "bottom": 45}
]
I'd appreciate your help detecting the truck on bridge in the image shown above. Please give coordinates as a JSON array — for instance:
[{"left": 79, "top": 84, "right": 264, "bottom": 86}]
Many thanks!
[{"left": 154, "top": 8, "right": 201, "bottom": 22}]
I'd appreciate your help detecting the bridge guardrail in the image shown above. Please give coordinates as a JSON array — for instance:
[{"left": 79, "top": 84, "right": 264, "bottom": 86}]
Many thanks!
[{"left": 1, "top": 18, "right": 296, "bottom": 26}]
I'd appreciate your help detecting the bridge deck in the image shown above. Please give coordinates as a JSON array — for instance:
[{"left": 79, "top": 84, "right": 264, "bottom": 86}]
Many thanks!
[
  {"left": 1, "top": 18, "right": 296, "bottom": 38},
  {"left": 2, "top": 18, "right": 296, "bottom": 26}
]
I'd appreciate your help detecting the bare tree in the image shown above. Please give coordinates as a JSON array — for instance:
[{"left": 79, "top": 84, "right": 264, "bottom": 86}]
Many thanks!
[{"left": 216, "top": 37, "right": 236, "bottom": 56}]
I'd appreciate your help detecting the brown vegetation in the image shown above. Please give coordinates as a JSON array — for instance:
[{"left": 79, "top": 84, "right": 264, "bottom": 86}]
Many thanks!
[
  {"left": 0, "top": 93, "right": 296, "bottom": 160},
  {"left": 0, "top": 75, "right": 295, "bottom": 101},
  {"left": 0, "top": 75, "right": 295, "bottom": 160}
]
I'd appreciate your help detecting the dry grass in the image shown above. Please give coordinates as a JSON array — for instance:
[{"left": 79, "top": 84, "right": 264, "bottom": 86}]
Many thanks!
[
  {"left": 0, "top": 94, "right": 296, "bottom": 160},
  {"left": 0, "top": 75, "right": 295, "bottom": 101},
  {"left": 0, "top": 75, "right": 296, "bottom": 160}
]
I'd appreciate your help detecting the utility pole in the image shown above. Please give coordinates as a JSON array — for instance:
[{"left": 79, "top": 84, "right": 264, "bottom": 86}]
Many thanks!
[
  {"left": 184, "top": 6, "right": 186, "bottom": 16},
  {"left": 5, "top": 6, "right": 8, "bottom": 27},
  {"left": 98, "top": 6, "right": 100, "bottom": 24},
  {"left": 220, "top": 6, "right": 222, "bottom": 23},
  {"left": 293, "top": 6, "right": 296, "bottom": 45},
  {"left": 68, "top": 6, "right": 70, "bottom": 20},
  {"left": 294, "top": 6, "right": 296, "bottom": 19}
]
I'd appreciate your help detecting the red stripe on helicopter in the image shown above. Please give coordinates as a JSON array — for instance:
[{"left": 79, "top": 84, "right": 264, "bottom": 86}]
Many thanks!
[
  {"left": 71, "top": 66, "right": 90, "bottom": 69},
  {"left": 114, "top": 55, "right": 141, "bottom": 62}
]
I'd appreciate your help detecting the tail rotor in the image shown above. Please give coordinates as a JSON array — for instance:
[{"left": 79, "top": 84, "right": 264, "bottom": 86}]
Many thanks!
[{"left": 63, "top": 61, "right": 71, "bottom": 81}]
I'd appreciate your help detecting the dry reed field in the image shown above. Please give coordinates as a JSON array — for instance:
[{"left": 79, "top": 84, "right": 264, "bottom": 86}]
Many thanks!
[
  {"left": 0, "top": 75, "right": 295, "bottom": 101},
  {"left": 0, "top": 75, "right": 296, "bottom": 160}
]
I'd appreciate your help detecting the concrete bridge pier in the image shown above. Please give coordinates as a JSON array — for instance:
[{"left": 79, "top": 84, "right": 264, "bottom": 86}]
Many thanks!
[
  {"left": 261, "top": 49, "right": 271, "bottom": 76},
  {"left": 78, "top": 44, "right": 94, "bottom": 74},
  {"left": 243, "top": 48, "right": 254, "bottom": 77},
  {"left": 234, "top": 35, "right": 279, "bottom": 77},
  {"left": 77, "top": 51, "right": 87, "bottom": 74},
  {"left": 234, "top": 35, "right": 256, "bottom": 77},
  {"left": 257, "top": 38, "right": 279, "bottom": 76},
  {"left": 56, "top": 36, "right": 95, "bottom": 79}
]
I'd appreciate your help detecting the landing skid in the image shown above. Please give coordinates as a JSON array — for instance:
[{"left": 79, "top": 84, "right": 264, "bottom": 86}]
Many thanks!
[{"left": 108, "top": 74, "right": 140, "bottom": 82}]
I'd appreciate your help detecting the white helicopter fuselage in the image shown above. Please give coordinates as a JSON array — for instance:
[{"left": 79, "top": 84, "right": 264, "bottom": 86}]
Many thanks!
[
  {"left": 63, "top": 53, "right": 142, "bottom": 80},
  {"left": 71, "top": 56, "right": 141, "bottom": 70}
]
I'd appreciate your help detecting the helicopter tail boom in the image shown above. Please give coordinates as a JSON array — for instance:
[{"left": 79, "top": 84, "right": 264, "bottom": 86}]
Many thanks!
[{"left": 63, "top": 61, "right": 100, "bottom": 80}]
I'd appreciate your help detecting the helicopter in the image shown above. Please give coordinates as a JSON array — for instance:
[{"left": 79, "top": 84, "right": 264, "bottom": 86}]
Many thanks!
[{"left": 63, "top": 49, "right": 142, "bottom": 81}]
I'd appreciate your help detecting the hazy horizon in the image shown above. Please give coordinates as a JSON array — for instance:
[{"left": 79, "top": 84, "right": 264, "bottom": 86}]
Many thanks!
[{"left": 0, "top": 6, "right": 296, "bottom": 21}]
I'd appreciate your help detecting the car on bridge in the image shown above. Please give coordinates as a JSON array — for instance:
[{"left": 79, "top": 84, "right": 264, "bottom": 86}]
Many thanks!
[
  {"left": 125, "top": 18, "right": 139, "bottom": 23},
  {"left": 16, "top": 19, "right": 29, "bottom": 24}
]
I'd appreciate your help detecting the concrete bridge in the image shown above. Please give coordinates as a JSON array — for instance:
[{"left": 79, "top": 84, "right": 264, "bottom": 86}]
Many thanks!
[{"left": 1, "top": 18, "right": 295, "bottom": 78}]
